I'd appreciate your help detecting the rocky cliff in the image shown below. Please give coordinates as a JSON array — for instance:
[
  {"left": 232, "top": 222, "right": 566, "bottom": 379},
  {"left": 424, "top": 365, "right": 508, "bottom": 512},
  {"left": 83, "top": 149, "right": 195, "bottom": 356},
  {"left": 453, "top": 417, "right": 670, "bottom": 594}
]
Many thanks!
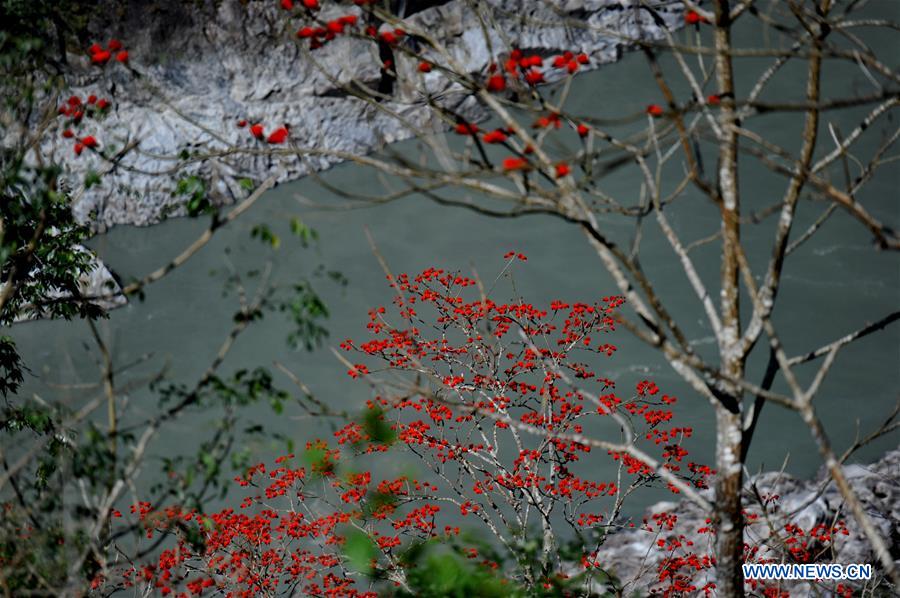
[{"left": 49, "top": 0, "right": 685, "bottom": 231}]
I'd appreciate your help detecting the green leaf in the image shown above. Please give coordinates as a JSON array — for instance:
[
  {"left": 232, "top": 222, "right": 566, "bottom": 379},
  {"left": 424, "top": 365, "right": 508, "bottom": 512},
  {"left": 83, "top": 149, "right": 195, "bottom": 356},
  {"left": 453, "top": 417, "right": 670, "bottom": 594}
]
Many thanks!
[
  {"left": 289, "top": 217, "right": 318, "bottom": 248},
  {"left": 362, "top": 406, "right": 396, "bottom": 446},
  {"left": 270, "top": 395, "right": 284, "bottom": 414},
  {"left": 174, "top": 175, "right": 210, "bottom": 217},
  {"left": 84, "top": 170, "right": 102, "bottom": 189},
  {"left": 0, "top": 337, "right": 24, "bottom": 397},
  {"left": 303, "top": 446, "right": 326, "bottom": 469},
  {"left": 250, "top": 224, "right": 281, "bottom": 249},
  {"left": 342, "top": 529, "right": 377, "bottom": 575},
  {"left": 280, "top": 280, "right": 330, "bottom": 351}
]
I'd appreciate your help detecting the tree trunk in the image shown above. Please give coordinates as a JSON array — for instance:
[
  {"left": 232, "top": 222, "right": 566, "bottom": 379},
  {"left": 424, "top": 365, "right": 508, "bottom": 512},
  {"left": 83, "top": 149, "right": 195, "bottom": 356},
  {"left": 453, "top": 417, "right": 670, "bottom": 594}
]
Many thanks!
[
  {"left": 715, "top": 405, "right": 744, "bottom": 596},
  {"left": 713, "top": 1, "right": 746, "bottom": 595}
]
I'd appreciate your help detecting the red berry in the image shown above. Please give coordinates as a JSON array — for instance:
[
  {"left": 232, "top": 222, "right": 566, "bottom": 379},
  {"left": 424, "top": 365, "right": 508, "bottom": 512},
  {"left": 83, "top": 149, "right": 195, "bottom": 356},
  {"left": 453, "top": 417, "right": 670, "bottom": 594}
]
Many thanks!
[
  {"left": 267, "top": 127, "right": 289, "bottom": 144},
  {"left": 482, "top": 130, "right": 508, "bottom": 144},
  {"left": 524, "top": 69, "right": 544, "bottom": 85},
  {"left": 92, "top": 50, "right": 111, "bottom": 65},
  {"left": 486, "top": 75, "right": 506, "bottom": 92},
  {"left": 502, "top": 157, "right": 529, "bottom": 171}
]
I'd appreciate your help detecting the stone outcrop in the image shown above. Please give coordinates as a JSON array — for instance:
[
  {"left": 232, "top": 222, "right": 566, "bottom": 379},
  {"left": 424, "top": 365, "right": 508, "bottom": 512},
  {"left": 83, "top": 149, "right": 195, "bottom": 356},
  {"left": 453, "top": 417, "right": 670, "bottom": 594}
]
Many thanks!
[
  {"left": 46, "top": 0, "right": 685, "bottom": 231},
  {"left": 10, "top": 0, "right": 685, "bottom": 318},
  {"left": 599, "top": 447, "right": 900, "bottom": 594}
]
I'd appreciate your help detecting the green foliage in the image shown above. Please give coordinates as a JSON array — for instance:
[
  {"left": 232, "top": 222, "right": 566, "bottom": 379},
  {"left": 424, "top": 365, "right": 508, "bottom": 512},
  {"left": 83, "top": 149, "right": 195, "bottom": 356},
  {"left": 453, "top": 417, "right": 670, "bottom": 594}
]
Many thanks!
[
  {"left": 361, "top": 490, "right": 399, "bottom": 520},
  {"left": 290, "top": 216, "right": 318, "bottom": 247},
  {"left": 0, "top": 29, "right": 100, "bottom": 392},
  {"left": 83, "top": 169, "right": 102, "bottom": 189},
  {"left": 251, "top": 223, "right": 281, "bottom": 249},
  {"left": 362, "top": 405, "right": 396, "bottom": 446},
  {"left": 0, "top": 336, "right": 24, "bottom": 396},
  {"left": 0, "top": 164, "right": 99, "bottom": 320},
  {"left": 0, "top": 401, "right": 54, "bottom": 435},
  {"left": 213, "top": 367, "right": 290, "bottom": 409},
  {"left": 386, "top": 535, "right": 619, "bottom": 598},
  {"left": 153, "top": 366, "right": 302, "bottom": 507},
  {"left": 0, "top": 6, "right": 346, "bottom": 594},
  {"left": 343, "top": 529, "right": 378, "bottom": 575},
  {"left": 280, "top": 280, "right": 330, "bottom": 350},
  {"left": 0, "top": 508, "right": 81, "bottom": 594},
  {"left": 399, "top": 550, "right": 515, "bottom": 597},
  {"left": 302, "top": 443, "right": 335, "bottom": 476},
  {"left": 0, "top": 395, "right": 106, "bottom": 591},
  {"left": 174, "top": 175, "right": 213, "bottom": 217}
]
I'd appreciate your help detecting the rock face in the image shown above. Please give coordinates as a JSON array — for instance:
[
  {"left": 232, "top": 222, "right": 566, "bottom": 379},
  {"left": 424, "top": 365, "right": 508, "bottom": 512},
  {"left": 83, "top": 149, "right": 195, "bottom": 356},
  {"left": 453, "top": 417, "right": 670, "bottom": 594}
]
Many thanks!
[
  {"left": 47, "top": 0, "right": 685, "bottom": 231},
  {"left": 599, "top": 447, "right": 900, "bottom": 594}
]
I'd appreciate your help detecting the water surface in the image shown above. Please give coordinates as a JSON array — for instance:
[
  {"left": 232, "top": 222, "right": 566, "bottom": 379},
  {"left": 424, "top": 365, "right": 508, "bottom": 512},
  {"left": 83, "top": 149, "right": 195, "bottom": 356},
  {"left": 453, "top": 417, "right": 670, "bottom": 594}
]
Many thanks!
[{"left": 10, "top": 13, "right": 899, "bottom": 515}]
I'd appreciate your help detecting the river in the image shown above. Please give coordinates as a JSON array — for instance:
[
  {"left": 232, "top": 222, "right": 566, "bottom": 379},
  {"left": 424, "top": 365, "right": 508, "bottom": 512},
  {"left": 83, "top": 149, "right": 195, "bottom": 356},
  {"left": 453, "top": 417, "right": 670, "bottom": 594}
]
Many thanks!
[{"left": 9, "top": 11, "right": 899, "bottom": 515}]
